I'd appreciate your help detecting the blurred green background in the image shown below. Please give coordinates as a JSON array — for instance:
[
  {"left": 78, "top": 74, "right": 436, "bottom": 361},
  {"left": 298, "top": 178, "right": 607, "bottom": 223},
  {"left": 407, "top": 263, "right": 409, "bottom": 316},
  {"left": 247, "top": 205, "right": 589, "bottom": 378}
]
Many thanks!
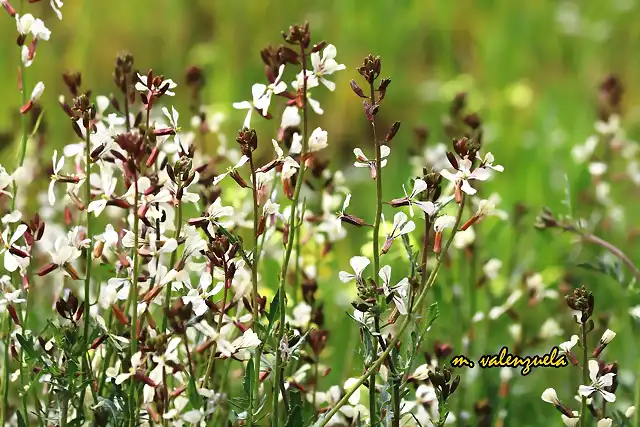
[{"left": 2, "top": 0, "right": 640, "bottom": 425}]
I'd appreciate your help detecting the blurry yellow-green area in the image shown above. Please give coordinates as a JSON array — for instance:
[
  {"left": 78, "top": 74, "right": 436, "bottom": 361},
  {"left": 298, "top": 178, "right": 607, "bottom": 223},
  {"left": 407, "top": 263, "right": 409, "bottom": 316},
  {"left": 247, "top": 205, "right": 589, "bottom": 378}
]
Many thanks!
[{"left": 2, "top": 0, "right": 640, "bottom": 425}]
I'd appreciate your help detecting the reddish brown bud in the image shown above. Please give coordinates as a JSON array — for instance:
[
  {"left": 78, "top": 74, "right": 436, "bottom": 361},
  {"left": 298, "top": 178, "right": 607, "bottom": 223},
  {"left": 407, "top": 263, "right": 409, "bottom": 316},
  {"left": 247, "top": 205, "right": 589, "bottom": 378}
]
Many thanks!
[
  {"left": 37, "top": 262, "right": 57, "bottom": 277},
  {"left": 385, "top": 121, "right": 401, "bottom": 143}
]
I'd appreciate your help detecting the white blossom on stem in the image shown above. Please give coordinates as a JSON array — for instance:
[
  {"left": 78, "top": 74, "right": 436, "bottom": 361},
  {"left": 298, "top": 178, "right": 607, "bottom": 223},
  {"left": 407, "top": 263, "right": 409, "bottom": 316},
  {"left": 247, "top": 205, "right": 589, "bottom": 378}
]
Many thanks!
[{"left": 578, "top": 360, "right": 616, "bottom": 402}]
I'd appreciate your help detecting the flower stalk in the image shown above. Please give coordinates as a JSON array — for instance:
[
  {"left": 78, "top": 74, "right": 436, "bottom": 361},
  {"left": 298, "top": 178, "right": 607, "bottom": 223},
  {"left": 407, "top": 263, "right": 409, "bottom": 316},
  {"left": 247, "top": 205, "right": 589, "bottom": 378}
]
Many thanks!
[
  {"left": 272, "top": 40, "right": 309, "bottom": 425},
  {"left": 316, "top": 196, "right": 466, "bottom": 427}
]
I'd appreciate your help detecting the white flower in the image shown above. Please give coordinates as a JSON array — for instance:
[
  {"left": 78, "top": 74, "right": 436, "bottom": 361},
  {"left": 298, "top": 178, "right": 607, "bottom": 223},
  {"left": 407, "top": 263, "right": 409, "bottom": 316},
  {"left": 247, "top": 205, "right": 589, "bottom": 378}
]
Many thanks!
[
  {"left": 233, "top": 84, "right": 267, "bottom": 128},
  {"left": 589, "top": 162, "right": 607, "bottom": 177},
  {"left": 212, "top": 155, "right": 249, "bottom": 185},
  {"left": 182, "top": 272, "right": 223, "bottom": 316},
  {"left": 541, "top": 387, "right": 561, "bottom": 406},
  {"left": 434, "top": 215, "right": 456, "bottom": 233},
  {"left": 108, "top": 351, "right": 143, "bottom": 385},
  {"left": 353, "top": 145, "right": 390, "bottom": 179},
  {"left": 48, "top": 150, "right": 67, "bottom": 206},
  {"left": 308, "top": 127, "right": 328, "bottom": 152},
  {"left": 310, "top": 44, "right": 346, "bottom": 91},
  {"left": 0, "top": 224, "right": 28, "bottom": 272},
  {"left": 597, "top": 418, "right": 613, "bottom": 427},
  {"left": 281, "top": 156, "right": 300, "bottom": 180},
  {"left": 0, "top": 289, "right": 26, "bottom": 312},
  {"left": 559, "top": 335, "right": 579, "bottom": 354},
  {"left": 16, "top": 14, "right": 35, "bottom": 35},
  {"left": 30, "top": 19, "right": 50, "bottom": 40},
  {"left": 378, "top": 265, "right": 409, "bottom": 315},
  {"left": 453, "top": 227, "right": 475, "bottom": 249},
  {"left": 218, "top": 328, "right": 261, "bottom": 360},
  {"left": 477, "top": 152, "right": 505, "bottom": 172},
  {"left": 290, "top": 302, "right": 312, "bottom": 328},
  {"left": 87, "top": 164, "right": 117, "bottom": 217},
  {"left": 572, "top": 136, "right": 598, "bottom": 163},
  {"left": 402, "top": 179, "right": 436, "bottom": 217},
  {"left": 253, "top": 64, "right": 287, "bottom": 115},
  {"left": 281, "top": 105, "right": 301, "bottom": 129},
  {"left": 578, "top": 360, "right": 616, "bottom": 402},
  {"left": 135, "top": 73, "right": 177, "bottom": 96},
  {"left": 292, "top": 70, "right": 323, "bottom": 114},
  {"left": 338, "top": 256, "right": 370, "bottom": 283},
  {"left": 440, "top": 156, "right": 493, "bottom": 195},
  {"left": 599, "top": 329, "right": 616, "bottom": 344},
  {"left": 483, "top": 259, "right": 502, "bottom": 280},
  {"left": 595, "top": 115, "right": 620, "bottom": 136},
  {"left": 31, "top": 82, "right": 45, "bottom": 102},
  {"left": 539, "top": 318, "right": 563, "bottom": 339},
  {"left": 561, "top": 411, "right": 580, "bottom": 427},
  {"left": 49, "top": 234, "right": 82, "bottom": 268},
  {"left": 382, "top": 212, "right": 415, "bottom": 254},
  {"left": 50, "top": 0, "right": 63, "bottom": 19},
  {"left": 625, "top": 406, "right": 636, "bottom": 418},
  {"left": 488, "top": 289, "right": 522, "bottom": 320}
]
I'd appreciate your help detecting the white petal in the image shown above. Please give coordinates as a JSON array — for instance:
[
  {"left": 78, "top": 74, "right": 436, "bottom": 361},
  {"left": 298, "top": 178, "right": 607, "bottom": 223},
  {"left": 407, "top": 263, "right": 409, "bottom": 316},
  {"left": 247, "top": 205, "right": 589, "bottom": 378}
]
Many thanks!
[
  {"left": 588, "top": 360, "right": 599, "bottom": 383},
  {"left": 578, "top": 385, "right": 595, "bottom": 398},
  {"left": 600, "top": 390, "right": 616, "bottom": 403},
  {"left": 460, "top": 179, "right": 477, "bottom": 195},
  {"left": 439, "top": 169, "right": 458, "bottom": 182},
  {"left": 411, "top": 179, "right": 428, "bottom": 197},
  {"left": 349, "top": 256, "right": 370, "bottom": 276},
  {"left": 379, "top": 265, "right": 392, "bottom": 289},
  {"left": 338, "top": 271, "right": 354, "bottom": 283}
]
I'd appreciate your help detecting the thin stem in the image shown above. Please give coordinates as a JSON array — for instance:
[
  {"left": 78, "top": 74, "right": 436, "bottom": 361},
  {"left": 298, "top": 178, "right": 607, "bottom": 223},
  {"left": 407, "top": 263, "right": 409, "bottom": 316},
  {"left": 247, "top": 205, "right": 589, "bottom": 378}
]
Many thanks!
[
  {"left": 580, "top": 232, "right": 640, "bottom": 283},
  {"left": 79, "top": 116, "right": 94, "bottom": 416},
  {"left": 580, "top": 323, "right": 588, "bottom": 427},
  {"left": 97, "top": 311, "right": 114, "bottom": 395},
  {"left": 248, "top": 153, "right": 261, "bottom": 427},
  {"left": 5, "top": 35, "right": 30, "bottom": 427},
  {"left": 203, "top": 267, "right": 229, "bottom": 388},
  {"left": 317, "top": 196, "right": 466, "bottom": 427},
  {"left": 634, "top": 356, "right": 640, "bottom": 427},
  {"left": 161, "top": 201, "right": 182, "bottom": 420},
  {"left": 162, "top": 204, "right": 182, "bottom": 332},
  {"left": 1, "top": 314, "right": 10, "bottom": 424},
  {"left": 272, "top": 42, "right": 309, "bottom": 424},
  {"left": 127, "top": 174, "right": 140, "bottom": 426},
  {"left": 369, "top": 80, "right": 383, "bottom": 427}
]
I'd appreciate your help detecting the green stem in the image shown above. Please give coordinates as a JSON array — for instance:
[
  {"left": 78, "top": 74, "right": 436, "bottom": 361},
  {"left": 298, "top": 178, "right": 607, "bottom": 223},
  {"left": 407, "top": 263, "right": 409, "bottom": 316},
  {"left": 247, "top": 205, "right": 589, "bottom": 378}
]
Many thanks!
[
  {"left": 368, "top": 78, "right": 384, "bottom": 427},
  {"left": 203, "top": 267, "right": 229, "bottom": 389},
  {"left": 272, "top": 42, "right": 309, "bottom": 425},
  {"left": 127, "top": 174, "right": 140, "bottom": 426},
  {"left": 162, "top": 203, "right": 182, "bottom": 332},
  {"left": 1, "top": 314, "right": 10, "bottom": 424},
  {"left": 248, "top": 152, "right": 261, "bottom": 427},
  {"left": 634, "top": 357, "right": 640, "bottom": 427},
  {"left": 97, "top": 311, "right": 114, "bottom": 395},
  {"left": 580, "top": 323, "right": 588, "bottom": 427},
  {"left": 78, "top": 114, "right": 94, "bottom": 418},
  {"left": 316, "top": 196, "right": 466, "bottom": 427},
  {"left": 160, "top": 201, "right": 182, "bottom": 420}
]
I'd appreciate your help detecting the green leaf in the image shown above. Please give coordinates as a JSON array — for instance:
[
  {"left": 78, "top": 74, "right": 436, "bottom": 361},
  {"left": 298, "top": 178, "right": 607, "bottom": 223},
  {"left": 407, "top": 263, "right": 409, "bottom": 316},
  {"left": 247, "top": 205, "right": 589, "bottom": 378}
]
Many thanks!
[
  {"left": 577, "top": 256, "right": 625, "bottom": 285},
  {"left": 424, "top": 302, "right": 439, "bottom": 330},
  {"left": 285, "top": 404, "right": 303, "bottom": 427},
  {"left": 267, "top": 289, "right": 281, "bottom": 327},
  {"left": 243, "top": 359, "right": 254, "bottom": 400},
  {"left": 187, "top": 373, "right": 202, "bottom": 407},
  {"left": 15, "top": 334, "right": 40, "bottom": 361},
  {"left": 17, "top": 411, "right": 26, "bottom": 427}
]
